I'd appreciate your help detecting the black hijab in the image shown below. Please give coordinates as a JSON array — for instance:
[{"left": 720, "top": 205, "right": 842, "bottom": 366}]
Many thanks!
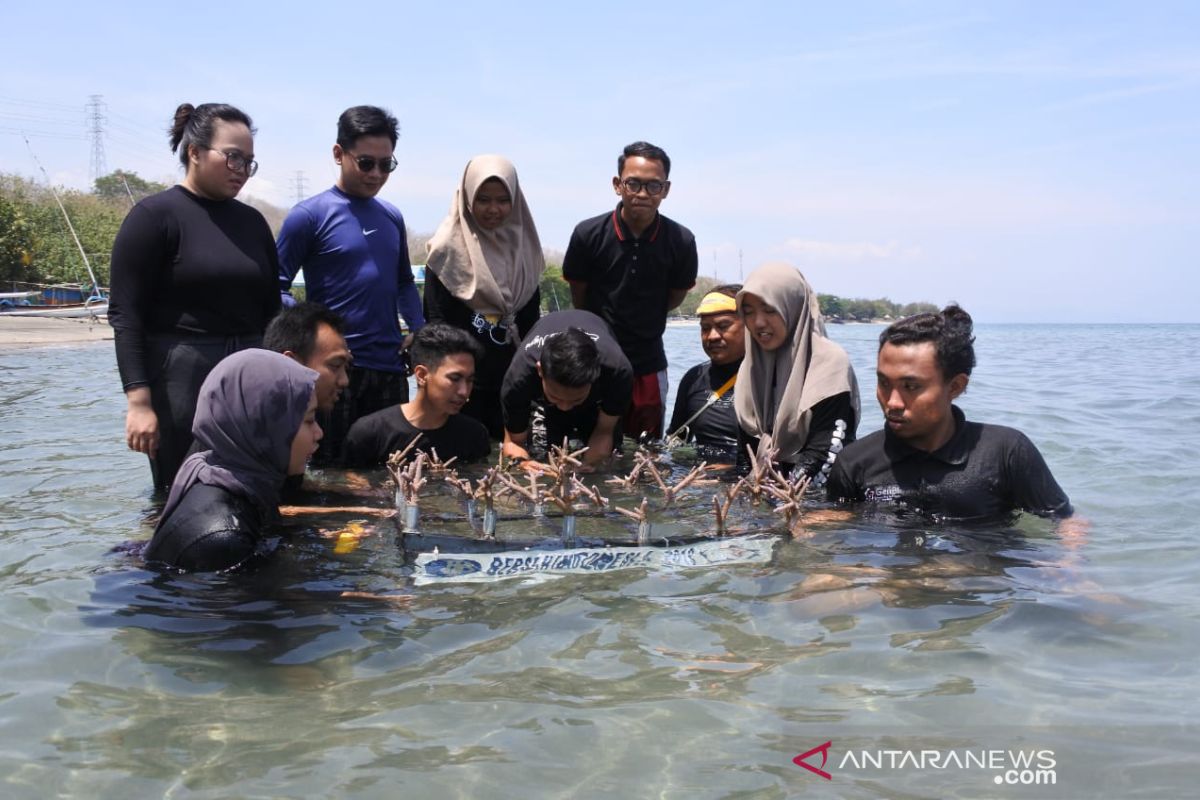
[{"left": 156, "top": 349, "right": 318, "bottom": 529}]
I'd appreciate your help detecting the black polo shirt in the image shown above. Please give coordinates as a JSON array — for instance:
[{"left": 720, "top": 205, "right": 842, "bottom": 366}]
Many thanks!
[
  {"left": 562, "top": 203, "right": 698, "bottom": 375},
  {"left": 826, "top": 406, "right": 1073, "bottom": 521},
  {"left": 500, "top": 310, "right": 633, "bottom": 435}
]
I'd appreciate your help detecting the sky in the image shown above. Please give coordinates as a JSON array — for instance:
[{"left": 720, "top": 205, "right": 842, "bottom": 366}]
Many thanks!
[{"left": 2, "top": 0, "right": 1197, "bottom": 322}]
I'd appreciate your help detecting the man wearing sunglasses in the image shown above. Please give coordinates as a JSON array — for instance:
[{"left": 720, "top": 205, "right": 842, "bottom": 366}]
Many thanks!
[
  {"left": 563, "top": 141, "right": 698, "bottom": 442},
  {"left": 277, "top": 105, "right": 425, "bottom": 465}
]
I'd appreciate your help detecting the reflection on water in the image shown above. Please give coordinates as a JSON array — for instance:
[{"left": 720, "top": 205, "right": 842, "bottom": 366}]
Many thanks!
[{"left": 2, "top": 328, "right": 1200, "bottom": 797}]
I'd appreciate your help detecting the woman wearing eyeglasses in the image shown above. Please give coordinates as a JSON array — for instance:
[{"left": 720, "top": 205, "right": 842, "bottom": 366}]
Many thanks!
[
  {"left": 423, "top": 155, "right": 545, "bottom": 439},
  {"left": 108, "top": 102, "right": 282, "bottom": 492}
]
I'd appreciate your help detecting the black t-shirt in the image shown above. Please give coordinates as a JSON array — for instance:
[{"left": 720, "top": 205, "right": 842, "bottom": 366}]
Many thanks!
[
  {"left": 562, "top": 204, "right": 697, "bottom": 375},
  {"left": 341, "top": 405, "right": 491, "bottom": 467},
  {"left": 668, "top": 359, "right": 741, "bottom": 458},
  {"left": 825, "top": 406, "right": 1073, "bottom": 521},
  {"left": 108, "top": 186, "right": 282, "bottom": 389},
  {"left": 422, "top": 268, "right": 541, "bottom": 392},
  {"left": 144, "top": 483, "right": 265, "bottom": 572},
  {"left": 500, "top": 310, "right": 634, "bottom": 435}
]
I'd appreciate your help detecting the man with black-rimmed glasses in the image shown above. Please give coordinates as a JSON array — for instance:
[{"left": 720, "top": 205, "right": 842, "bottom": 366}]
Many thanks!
[
  {"left": 563, "top": 141, "right": 698, "bottom": 442},
  {"left": 277, "top": 105, "right": 424, "bottom": 465}
]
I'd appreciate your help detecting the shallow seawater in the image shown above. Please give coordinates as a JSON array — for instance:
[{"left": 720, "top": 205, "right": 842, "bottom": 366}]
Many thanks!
[{"left": 1, "top": 324, "right": 1198, "bottom": 798}]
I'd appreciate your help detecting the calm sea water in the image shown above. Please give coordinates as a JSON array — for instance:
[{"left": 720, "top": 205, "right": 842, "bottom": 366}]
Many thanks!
[{"left": 1, "top": 323, "right": 1198, "bottom": 799}]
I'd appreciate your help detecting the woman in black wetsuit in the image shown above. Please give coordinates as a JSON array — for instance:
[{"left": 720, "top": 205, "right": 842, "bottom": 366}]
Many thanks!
[
  {"left": 735, "top": 262, "right": 860, "bottom": 485},
  {"left": 423, "top": 155, "right": 545, "bottom": 439},
  {"left": 108, "top": 102, "right": 281, "bottom": 491},
  {"left": 144, "top": 350, "right": 321, "bottom": 573}
]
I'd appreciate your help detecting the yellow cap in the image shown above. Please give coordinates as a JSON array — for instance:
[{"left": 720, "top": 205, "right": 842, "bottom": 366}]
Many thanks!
[{"left": 696, "top": 291, "right": 737, "bottom": 315}]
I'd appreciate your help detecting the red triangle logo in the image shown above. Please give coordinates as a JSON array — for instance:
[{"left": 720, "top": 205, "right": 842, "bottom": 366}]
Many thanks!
[{"left": 793, "top": 741, "right": 833, "bottom": 780}]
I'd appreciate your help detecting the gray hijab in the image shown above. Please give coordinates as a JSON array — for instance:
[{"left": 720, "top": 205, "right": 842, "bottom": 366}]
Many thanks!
[
  {"left": 156, "top": 349, "right": 317, "bottom": 528},
  {"left": 734, "top": 262, "right": 859, "bottom": 462}
]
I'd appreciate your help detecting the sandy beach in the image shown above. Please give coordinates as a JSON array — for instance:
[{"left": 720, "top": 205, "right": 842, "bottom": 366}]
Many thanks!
[{"left": 0, "top": 315, "right": 114, "bottom": 348}]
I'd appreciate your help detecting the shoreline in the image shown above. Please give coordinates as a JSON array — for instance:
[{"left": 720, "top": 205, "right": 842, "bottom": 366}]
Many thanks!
[{"left": 0, "top": 315, "right": 114, "bottom": 348}]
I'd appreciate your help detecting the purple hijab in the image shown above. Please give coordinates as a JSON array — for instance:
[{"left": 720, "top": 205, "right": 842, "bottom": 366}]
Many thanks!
[{"left": 156, "top": 349, "right": 318, "bottom": 529}]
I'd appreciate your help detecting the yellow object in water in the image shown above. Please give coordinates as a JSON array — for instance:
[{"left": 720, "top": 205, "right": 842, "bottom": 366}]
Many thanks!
[{"left": 333, "top": 520, "right": 368, "bottom": 554}]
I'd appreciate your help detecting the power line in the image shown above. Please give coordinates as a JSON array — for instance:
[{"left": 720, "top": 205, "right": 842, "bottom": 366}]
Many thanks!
[
  {"left": 0, "top": 127, "right": 88, "bottom": 141},
  {"left": 0, "top": 94, "right": 79, "bottom": 111},
  {"left": 86, "top": 94, "right": 107, "bottom": 183}
]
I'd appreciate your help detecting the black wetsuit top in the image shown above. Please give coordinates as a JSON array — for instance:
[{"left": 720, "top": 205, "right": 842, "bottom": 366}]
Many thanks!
[
  {"left": 739, "top": 391, "right": 858, "bottom": 479},
  {"left": 667, "top": 359, "right": 741, "bottom": 461},
  {"left": 144, "top": 483, "right": 266, "bottom": 572},
  {"left": 341, "top": 406, "right": 491, "bottom": 468},
  {"left": 825, "top": 406, "right": 1073, "bottom": 521},
  {"left": 108, "top": 185, "right": 281, "bottom": 390}
]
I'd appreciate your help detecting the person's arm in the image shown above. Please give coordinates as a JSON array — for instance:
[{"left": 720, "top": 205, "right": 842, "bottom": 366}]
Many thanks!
[
  {"left": 422, "top": 268, "right": 451, "bottom": 325},
  {"left": 666, "top": 287, "right": 690, "bottom": 311},
  {"left": 275, "top": 207, "right": 313, "bottom": 308},
  {"left": 823, "top": 451, "right": 863, "bottom": 505},
  {"left": 735, "top": 426, "right": 759, "bottom": 473},
  {"left": 597, "top": 359, "right": 635, "bottom": 424},
  {"left": 793, "top": 392, "right": 856, "bottom": 480},
  {"left": 666, "top": 233, "right": 699, "bottom": 311},
  {"left": 108, "top": 204, "right": 166, "bottom": 454},
  {"left": 568, "top": 280, "right": 588, "bottom": 310},
  {"left": 125, "top": 386, "right": 159, "bottom": 456},
  {"left": 1007, "top": 433, "right": 1074, "bottom": 518},
  {"left": 515, "top": 287, "right": 541, "bottom": 338},
  {"left": 502, "top": 428, "right": 533, "bottom": 464},
  {"left": 583, "top": 411, "right": 620, "bottom": 468},
  {"left": 561, "top": 225, "right": 591, "bottom": 310},
  {"left": 256, "top": 213, "right": 283, "bottom": 322},
  {"left": 396, "top": 280, "right": 425, "bottom": 337},
  {"left": 340, "top": 418, "right": 376, "bottom": 469},
  {"left": 500, "top": 352, "right": 536, "bottom": 449},
  {"left": 395, "top": 221, "right": 424, "bottom": 334},
  {"left": 666, "top": 365, "right": 699, "bottom": 441}
]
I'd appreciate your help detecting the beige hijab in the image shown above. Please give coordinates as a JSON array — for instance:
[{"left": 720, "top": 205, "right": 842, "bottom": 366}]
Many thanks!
[
  {"left": 734, "top": 262, "right": 860, "bottom": 462},
  {"left": 426, "top": 155, "right": 544, "bottom": 333}
]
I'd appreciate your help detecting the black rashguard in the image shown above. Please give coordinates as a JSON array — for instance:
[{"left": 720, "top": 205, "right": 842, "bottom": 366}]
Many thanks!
[
  {"left": 826, "top": 406, "right": 1073, "bottom": 521},
  {"left": 108, "top": 185, "right": 282, "bottom": 390},
  {"left": 667, "top": 359, "right": 741, "bottom": 459},
  {"left": 739, "top": 391, "right": 858, "bottom": 479},
  {"left": 341, "top": 406, "right": 491, "bottom": 468},
  {"left": 422, "top": 268, "right": 540, "bottom": 439},
  {"left": 144, "top": 483, "right": 266, "bottom": 572}
]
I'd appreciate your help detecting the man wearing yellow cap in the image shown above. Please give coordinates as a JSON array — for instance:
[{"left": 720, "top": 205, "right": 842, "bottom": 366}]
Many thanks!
[{"left": 666, "top": 284, "right": 745, "bottom": 460}]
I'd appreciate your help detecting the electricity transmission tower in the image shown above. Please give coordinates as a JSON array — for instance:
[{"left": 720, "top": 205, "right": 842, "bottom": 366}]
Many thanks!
[
  {"left": 86, "top": 94, "right": 107, "bottom": 183},
  {"left": 293, "top": 170, "right": 308, "bottom": 204}
]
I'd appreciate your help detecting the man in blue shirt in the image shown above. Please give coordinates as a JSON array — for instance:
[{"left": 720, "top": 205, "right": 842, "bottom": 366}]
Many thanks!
[{"left": 277, "top": 105, "right": 424, "bottom": 464}]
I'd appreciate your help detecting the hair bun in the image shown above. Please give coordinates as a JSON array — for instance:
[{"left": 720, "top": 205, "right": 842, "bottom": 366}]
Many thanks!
[
  {"left": 169, "top": 103, "right": 195, "bottom": 153},
  {"left": 941, "top": 304, "right": 973, "bottom": 333}
]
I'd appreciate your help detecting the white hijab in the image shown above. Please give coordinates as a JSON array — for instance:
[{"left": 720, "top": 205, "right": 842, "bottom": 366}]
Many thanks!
[
  {"left": 734, "top": 262, "right": 859, "bottom": 462},
  {"left": 426, "top": 155, "right": 544, "bottom": 331}
]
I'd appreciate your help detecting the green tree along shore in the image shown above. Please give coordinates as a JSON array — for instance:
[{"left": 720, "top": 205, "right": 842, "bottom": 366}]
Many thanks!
[{"left": 1, "top": 170, "right": 936, "bottom": 320}]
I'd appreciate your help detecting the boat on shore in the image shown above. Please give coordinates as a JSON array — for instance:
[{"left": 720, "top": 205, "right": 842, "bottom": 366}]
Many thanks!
[{"left": 0, "top": 284, "right": 108, "bottom": 319}]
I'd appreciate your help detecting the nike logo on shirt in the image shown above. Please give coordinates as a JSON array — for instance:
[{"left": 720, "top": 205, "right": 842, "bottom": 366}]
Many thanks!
[{"left": 363, "top": 228, "right": 378, "bottom": 236}]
